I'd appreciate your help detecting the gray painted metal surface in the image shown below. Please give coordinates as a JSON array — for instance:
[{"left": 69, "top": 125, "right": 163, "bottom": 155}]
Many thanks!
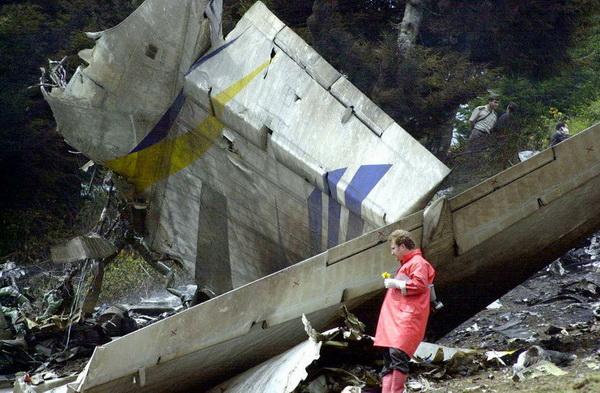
[
  {"left": 43, "top": 0, "right": 214, "bottom": 161},
  {"left": 60, "top": 122, "right": 600, "bottom": 393},
  {"left": 205, "top": 333, "right": 322, "bottom": 393},
  {"left": 42, "top": 0, "right": 449, "bottom": 295},
  {"left": 37, "top": 0, "right": 600, "bottom": 391},
  {"left": 50, "top": 235, "right": 116, "bottom": 264}
]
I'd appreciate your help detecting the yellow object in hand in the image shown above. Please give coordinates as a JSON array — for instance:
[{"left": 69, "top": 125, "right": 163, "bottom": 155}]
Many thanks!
[{"left": 381, "top": 272, "right": 392, "bottom": 279}]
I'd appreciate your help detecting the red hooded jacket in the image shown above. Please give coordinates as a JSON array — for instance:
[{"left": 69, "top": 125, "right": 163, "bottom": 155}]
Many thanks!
[{"left": 373, "top": 249, "right": 436, "bottom": 356}]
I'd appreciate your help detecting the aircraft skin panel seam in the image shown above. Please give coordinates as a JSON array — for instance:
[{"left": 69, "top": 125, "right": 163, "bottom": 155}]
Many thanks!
[
  {"left": 105, "top": 59, "right": 271, "bottom": 191},
  {"left": 450, "top": 157, "right": 556, "bottom": 212}
]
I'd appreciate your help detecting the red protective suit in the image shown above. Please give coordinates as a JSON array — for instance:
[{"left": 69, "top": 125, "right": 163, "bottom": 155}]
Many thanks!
[{"left": 374, "top": 249, "right": 436, "bottom": 357}]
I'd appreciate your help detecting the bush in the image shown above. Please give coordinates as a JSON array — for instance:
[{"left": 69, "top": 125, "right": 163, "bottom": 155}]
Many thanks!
[{"left": 99, "top": 251, "right": 166, "bottom": 305}]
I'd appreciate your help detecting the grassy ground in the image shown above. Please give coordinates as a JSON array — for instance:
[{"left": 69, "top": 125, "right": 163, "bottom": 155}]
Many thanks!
[
  {"left": 98, "top": 251, "right": 171, "bottom": 305},
  {"left": 429, "top": 362, "right": 600, "bottom": 392}
]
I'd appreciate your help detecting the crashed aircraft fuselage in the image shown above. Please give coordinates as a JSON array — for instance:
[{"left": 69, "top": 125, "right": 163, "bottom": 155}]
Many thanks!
[
  {"left": 43, "top": 0, "right": 449, "bottom": 295},
  {"left": 40, "top": 0, "right": 600, "bottom": 391}
]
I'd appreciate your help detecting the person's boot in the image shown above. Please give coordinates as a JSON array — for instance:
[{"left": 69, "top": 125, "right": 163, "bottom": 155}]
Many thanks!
[
  {"left": 381, "top": 373, "right": 392, "bottom": 393},
  {"left": 390, "top": 370, "right": 407, "bottom": 393}
]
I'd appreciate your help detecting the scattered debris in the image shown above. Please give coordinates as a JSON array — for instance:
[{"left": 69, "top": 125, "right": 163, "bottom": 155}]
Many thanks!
[
  {"left": 432, "top": 232, "right": 600, "bottom": 390},
  {"left": 3, "top": 218, "right": 600, "bottom": 391},
  {"left": 485, "top": 350, "right": 516, "bottom": 366},
  {"left": 96, "top": 305, "right": 138, "bottom": 337},
  {"left": 485, "top": 300, "right": 502, "bottom": 310},
  {"left": 50, "top": 235, "right": 117, "bottom": 265},
  {"left": 0, "top": 262, "right": 25, "bottom": 288},
  {"left": 405, "top": 376, "right": 431, "bottom": 391},
  {"left": 512, "top": 345, "right": 576, "bottom": 381},
  {"left": 492, "top": 315, "right": 535, "bottom": 341},
  {"left": 518, "top": 150, "right": 540, "bottom": 162}
]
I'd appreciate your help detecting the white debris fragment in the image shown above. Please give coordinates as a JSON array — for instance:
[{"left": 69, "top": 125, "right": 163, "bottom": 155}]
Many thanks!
[
  {"left": 486, "top": 300, "right": 502, "bottom": 310},
  {"left": 206, "top": 335, "right": 322, "bottom": 393},
  {"left": 485, "top": 350, "right": 516, "bottom": 366}
]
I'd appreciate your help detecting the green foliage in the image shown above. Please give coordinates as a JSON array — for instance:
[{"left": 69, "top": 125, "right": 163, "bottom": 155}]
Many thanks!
[
  {"left": 0, "top": 208, "right": 78, "bottom": 257},
  {"left": 306, "top": 4, "right": 493, "bottom": 152},
  {"left": 99, "top": 251, "right": 165, "bottom": 304},
  {"left": 0, "top": 0, "right": 141, "bottom": 254},
  {"left": 480, "top": 11, "right": 600, "bottom": 150},
  {"left": 571, "top": 99, "right": 600, "bottom": 133},
  {"left": 372, "top": 38, "right": 493, "bottom": 150},
  {"left": 224, "top": 0, "right": 313, "bottom": 36},
  {"left": 424, "top": 0, "right": 596, "bottom": 78}
]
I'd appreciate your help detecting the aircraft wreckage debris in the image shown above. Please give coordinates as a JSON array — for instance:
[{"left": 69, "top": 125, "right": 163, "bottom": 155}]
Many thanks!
[
  {"left": 4, "top": 231, "right": 600, "bottom": 391},
  {"left": 4, "top": 0, "right": 598, "bottom": 390}
]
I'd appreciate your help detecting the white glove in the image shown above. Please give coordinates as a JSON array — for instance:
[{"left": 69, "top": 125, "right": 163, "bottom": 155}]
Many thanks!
[{"left": 384, "top": 278, "right": 407, "bottom": 294}]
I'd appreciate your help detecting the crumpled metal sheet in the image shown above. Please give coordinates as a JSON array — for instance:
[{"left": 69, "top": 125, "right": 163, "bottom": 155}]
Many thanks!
[
  {"left": 43, "top": 0, "right": 450, "bottom": 293},
  {"left": 43, "top": 0, "right": 213, "bottom": 163},
  {"left": 206, "top": 335, "right": 322, "bottom": 393},
  {"left": 512, "top": 345, "right": 576, "bottom": 381},
  {"left": 413, "top": 342, "right": 475, "bottom": 364},
  {"left": 50, "top": 235, "right": 116, "bottom": 264}
]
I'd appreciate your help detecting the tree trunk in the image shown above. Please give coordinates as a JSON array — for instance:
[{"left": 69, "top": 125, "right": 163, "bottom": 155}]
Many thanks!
[
  {"left": 397, "top": 0, "right": 428, "bottom": 53},
  {"left": 307, "top": 0, "right": 338, "bottom": 36}
]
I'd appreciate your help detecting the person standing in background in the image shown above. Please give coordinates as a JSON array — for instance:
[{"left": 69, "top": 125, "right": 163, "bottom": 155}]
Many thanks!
[
  {"left": 468, "top": 94, "right": 500, "bottom": 140},
  {"left": 550, "top": 122, "right": 570, "bottom": 146},
  {"left": 494, "top": 102, "right": 518, "bottom": 134}
]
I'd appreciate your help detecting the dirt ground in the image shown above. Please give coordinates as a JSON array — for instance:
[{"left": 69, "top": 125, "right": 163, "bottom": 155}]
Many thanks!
[
  {"left": 409, "top": 233, "right": 600, "bottom": 393},
  {"left": 427, "top": 364, "right": 600, "bottom": 393}
]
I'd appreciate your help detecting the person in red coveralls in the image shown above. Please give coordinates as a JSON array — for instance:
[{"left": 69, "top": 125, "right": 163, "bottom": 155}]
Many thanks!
[{"left": 374, "top": 229, "right": 436, "bottom": 393}]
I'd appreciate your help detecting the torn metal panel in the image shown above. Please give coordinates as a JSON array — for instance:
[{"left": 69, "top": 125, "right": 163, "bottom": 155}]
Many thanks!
[
  {"left": 413, "top": 342, "right": 474, "bottom": 363},
  {"left": 43, "top": 0, "right": 213, "bottom": 162},
  {"left": 50, "top": 235, "right": 116, "bottom": 264},
  {"left": 206, "top": 336, "right": 322, "bottom": 393},
  {"left": 38, "top": 0, "right": 600, "bottom": 390},
  {"left": 59, "top": 121, "right": 600, "bottom": 392},
  {"left": 205, "top": 0, "right": 224, "bottom": 47},
  {"left": 43, "top": 0, "right": 449, "bottom": 293},
  {"left": 209, "top": 313, "right": 372, "bottom": 393}
]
